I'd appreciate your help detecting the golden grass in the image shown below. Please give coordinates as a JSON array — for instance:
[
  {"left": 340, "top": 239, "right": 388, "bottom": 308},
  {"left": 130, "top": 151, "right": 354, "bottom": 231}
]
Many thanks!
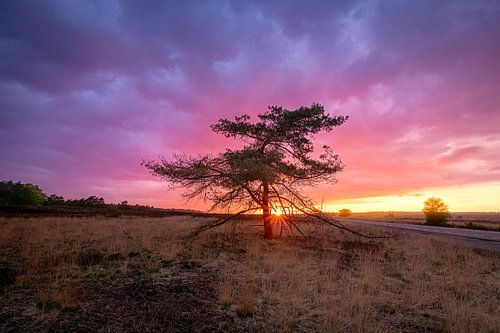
[
  {"left": 345, "top": 211, "right": 500, "bottom": 229},
  {"left": 0, "top": 216, "right": 498, "bottom": 332}
]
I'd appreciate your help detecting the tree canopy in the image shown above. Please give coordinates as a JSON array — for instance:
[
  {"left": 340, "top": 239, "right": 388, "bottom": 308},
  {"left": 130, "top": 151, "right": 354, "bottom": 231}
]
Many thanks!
[
  {"left": 144, "top": 103, "right": 351, "bottom": 239},
  {"left": 338, "top": 209, "right": 352, "bottom": 217},
  {"left": 423, "top": 197, "right": 450, "bottom": 226},
  {"left": 0, "top": 181, "right": 47, "bottom": 206}
]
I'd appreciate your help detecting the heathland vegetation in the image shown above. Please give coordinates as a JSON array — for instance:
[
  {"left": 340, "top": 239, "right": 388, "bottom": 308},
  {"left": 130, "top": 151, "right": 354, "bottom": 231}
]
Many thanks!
[
  {"left": 2, "top": 105, "right": 499, "bottom": 332},
  {"left": 0, "top": 216, "right": 498, "bottom": 332},
  {"left": 0, "top": 180, "right": 194, "bottom": 218}
]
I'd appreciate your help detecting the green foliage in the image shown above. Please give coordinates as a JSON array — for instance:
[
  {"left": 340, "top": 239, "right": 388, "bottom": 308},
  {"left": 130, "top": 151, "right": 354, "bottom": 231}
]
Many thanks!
[
  {"left": 143, "top": 104, "right": 347, "bottom": 213},
  {"left": 65, "top": 196, "right": 105, "bottom": 207},
  {"left": 423, "top": 197, "right": 450, "bottom": 226},
  {"left": 144, "top": 103, "right": 349, "bottom": 239},
  {"left": 338, "top": 209, "right": 352, "bottom": 217},
  {"left": 0, "top": 181, "right": 47, "bottom": 206},
  {"left": 0, "top": 181, "right": 180, "bottom": 217},
  {"left": 0, "top": 181, "right": 107, "bottom": 208},
  {"left": 47, "top": 194, "right": 65, "bottom": 205}
]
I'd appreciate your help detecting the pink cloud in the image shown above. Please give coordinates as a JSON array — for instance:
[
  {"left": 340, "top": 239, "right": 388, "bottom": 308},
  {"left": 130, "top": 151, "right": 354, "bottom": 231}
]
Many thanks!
[{"left": 1, "top": 1, "right": 500, "bottom": 208}]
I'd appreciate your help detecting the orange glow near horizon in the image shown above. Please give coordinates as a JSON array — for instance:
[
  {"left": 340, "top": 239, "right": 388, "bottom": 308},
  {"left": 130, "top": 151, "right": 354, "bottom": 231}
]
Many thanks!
[
  {"left": 322, "top": 181, "right": 500, "bottom": 213},
  {"left": 146, "top": 181, "right": 500, "bottom": 213}
]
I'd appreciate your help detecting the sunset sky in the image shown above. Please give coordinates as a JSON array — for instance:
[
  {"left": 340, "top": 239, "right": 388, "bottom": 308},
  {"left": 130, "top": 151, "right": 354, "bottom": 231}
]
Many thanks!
[{"left": 1, "top": 1, "right": 499, "bottom": 212}]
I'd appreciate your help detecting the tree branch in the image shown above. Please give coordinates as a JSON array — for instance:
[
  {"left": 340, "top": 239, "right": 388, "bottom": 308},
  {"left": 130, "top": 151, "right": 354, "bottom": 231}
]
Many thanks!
[{"left": 188, "top": 207, "right": 261, "bottom": 238}]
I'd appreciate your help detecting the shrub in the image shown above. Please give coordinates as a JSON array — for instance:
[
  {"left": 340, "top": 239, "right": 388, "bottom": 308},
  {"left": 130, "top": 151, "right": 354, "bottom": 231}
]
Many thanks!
[
  {"left": 338, "top": 209, "right": 352, "bottom": 217},
  {"left": 423, "top": 197, "right": 450, "bottom": 226},
  {"left": 463, "top": 222, "right": 488, "bottom": 230}
]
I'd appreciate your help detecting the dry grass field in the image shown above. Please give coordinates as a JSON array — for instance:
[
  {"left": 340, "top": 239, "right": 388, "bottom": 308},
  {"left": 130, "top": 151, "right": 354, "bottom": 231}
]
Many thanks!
[
  {"left": 343, "top": 212, "right": 500, "bottom": 230},
  {"left": 0, "top": 216, "right": 499, "bottom": 332}
]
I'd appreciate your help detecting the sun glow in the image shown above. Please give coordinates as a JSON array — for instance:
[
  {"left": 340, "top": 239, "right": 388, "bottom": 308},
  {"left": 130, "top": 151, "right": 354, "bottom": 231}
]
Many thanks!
[
  {"left": 322, "top": 181, "right": 500, "bottom": 212},
  {"left": 274, "top": 211, "right": 282, "bottom": 216}
]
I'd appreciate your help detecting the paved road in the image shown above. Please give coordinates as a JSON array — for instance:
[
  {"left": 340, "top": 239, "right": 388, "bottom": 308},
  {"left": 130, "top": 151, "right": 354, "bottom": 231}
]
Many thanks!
[{"left": 339, "top": 218, "right": 500, "bottom": 253}]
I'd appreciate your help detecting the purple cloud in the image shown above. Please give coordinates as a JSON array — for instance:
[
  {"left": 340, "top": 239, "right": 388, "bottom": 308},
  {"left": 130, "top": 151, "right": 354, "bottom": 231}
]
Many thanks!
[{"left": 1, "top": 0, "right": 499, "bottom": 208}]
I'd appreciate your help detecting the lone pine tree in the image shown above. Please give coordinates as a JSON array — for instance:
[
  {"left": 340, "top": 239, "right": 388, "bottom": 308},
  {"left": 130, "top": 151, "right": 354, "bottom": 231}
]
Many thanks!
[{"left": 143, "top": 103, "right": 348, "bottom": 239}]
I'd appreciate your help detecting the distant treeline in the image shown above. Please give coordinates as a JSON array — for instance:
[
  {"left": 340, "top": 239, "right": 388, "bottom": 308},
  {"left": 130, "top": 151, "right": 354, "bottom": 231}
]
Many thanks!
[{"left": 0, "top": 180, "right": 196, "bottom": 217}]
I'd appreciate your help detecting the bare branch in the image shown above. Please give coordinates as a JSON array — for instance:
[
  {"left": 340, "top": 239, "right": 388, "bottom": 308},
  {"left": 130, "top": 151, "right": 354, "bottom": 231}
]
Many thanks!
[
  {"left": 188, "top": 207, "right": 261, "bottom": 238},
  {"left": 268, "top": 194, "right": 388, "bottom": 239}
]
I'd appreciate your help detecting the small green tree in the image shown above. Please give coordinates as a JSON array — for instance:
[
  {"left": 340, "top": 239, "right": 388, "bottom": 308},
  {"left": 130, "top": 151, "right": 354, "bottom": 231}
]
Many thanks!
[
  {"left": 338, "top": 209, "right": 352, "bottom": 217},
  {"left": 423, "top": 197, "right": 450, "bottom": 226},
  {"left": 0, "top": 181, "right": 47, "bottom": 206}
]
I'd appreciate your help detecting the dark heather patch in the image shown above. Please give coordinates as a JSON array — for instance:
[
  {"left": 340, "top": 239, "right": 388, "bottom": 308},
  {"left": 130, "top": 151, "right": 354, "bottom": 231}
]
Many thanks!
[
  {"left": 0, "top": 262, "right": 18, "bottom": 292},
  {"left": 77, "top": 249, "right": 105, "bottom": 267},
  {"left": 77, "top": 264, "right": 240, "bottom": 332},
  {"left": 0, "top": 261, "right": 242, "bottom": 332}
]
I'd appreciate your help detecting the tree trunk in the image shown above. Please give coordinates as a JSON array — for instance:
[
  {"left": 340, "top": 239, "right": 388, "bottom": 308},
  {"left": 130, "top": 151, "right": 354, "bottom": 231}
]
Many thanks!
[
  {"left": 262, "top": 208, "right": 274, "bottom": 240},
  {"left": 262, "top": 182, "right": 274, "bottom": 240}
]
